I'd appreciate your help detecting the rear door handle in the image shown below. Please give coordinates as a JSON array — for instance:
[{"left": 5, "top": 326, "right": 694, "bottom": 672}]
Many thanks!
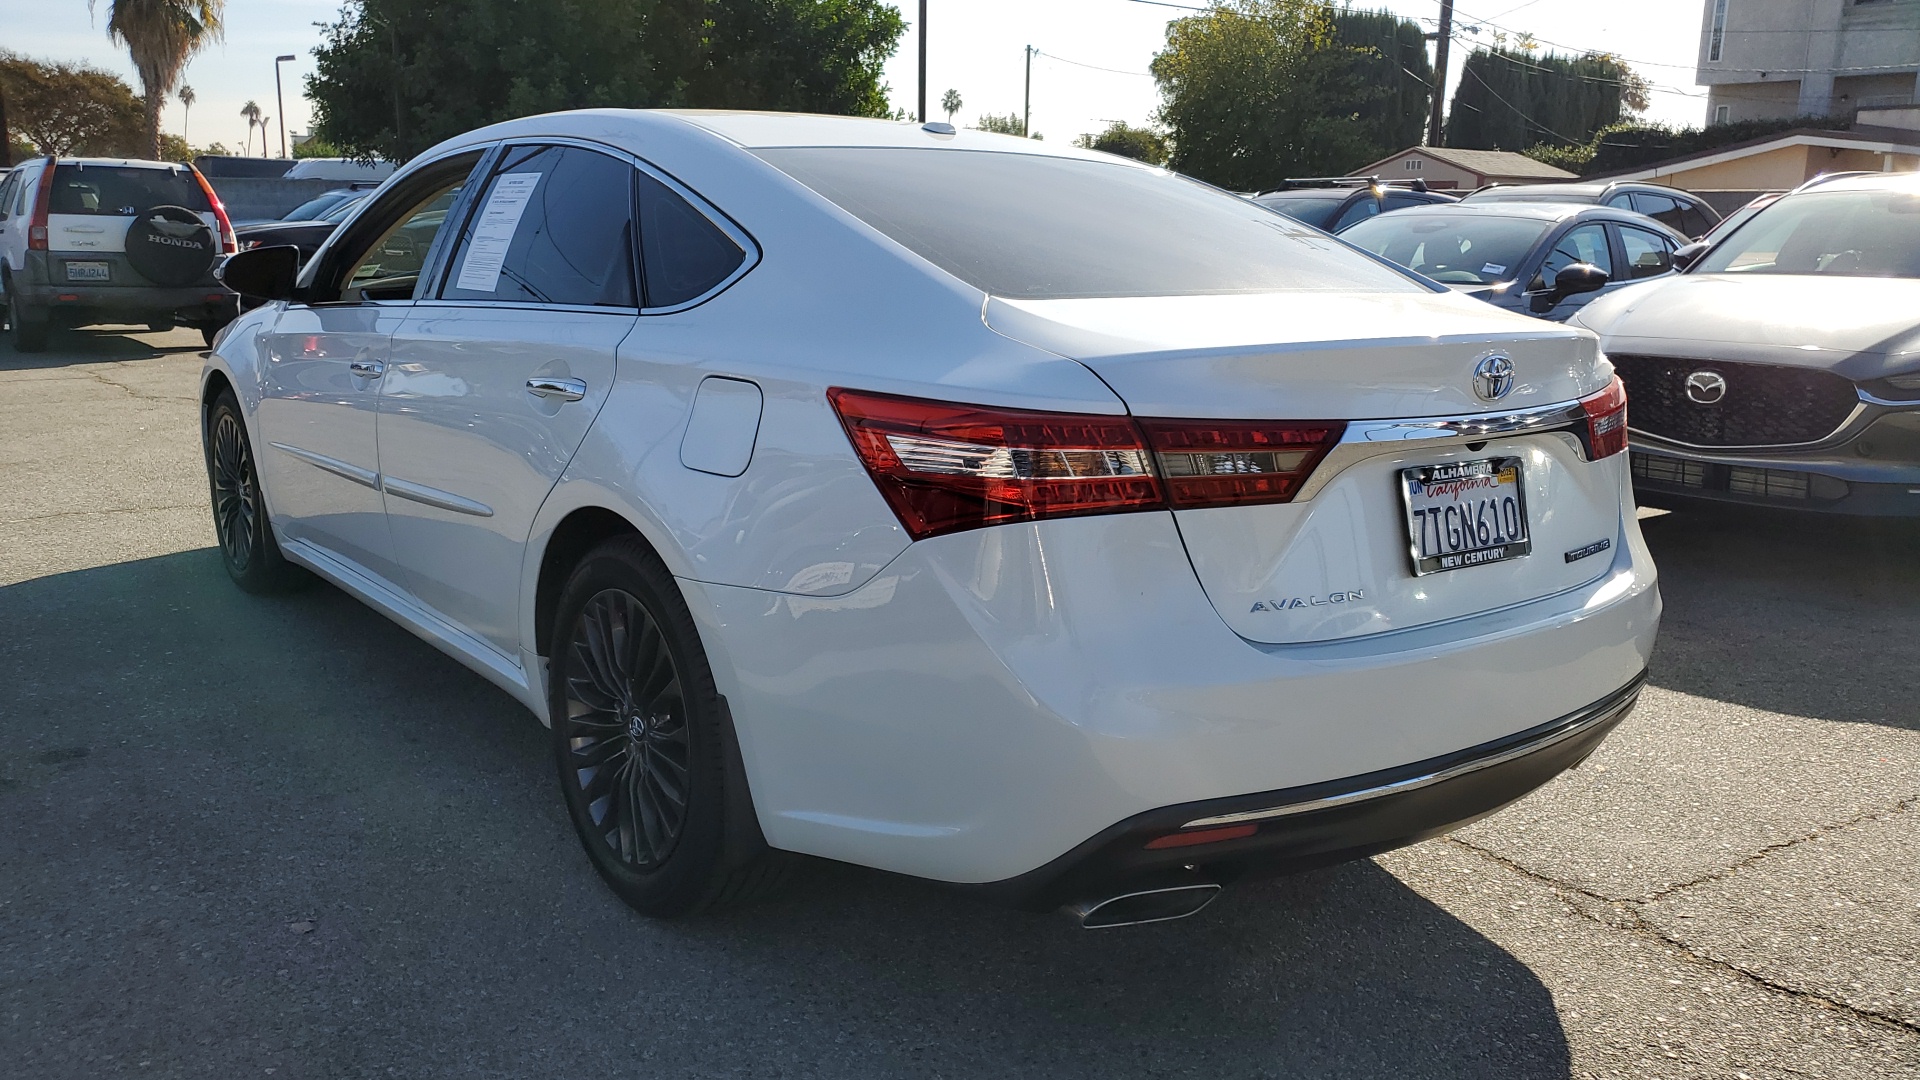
[
  {"left": 349, "top": 360, "right": 385, "bottom": 378},
  {"left": 526, "top": 377, "right": 586, "bottom": 402}
]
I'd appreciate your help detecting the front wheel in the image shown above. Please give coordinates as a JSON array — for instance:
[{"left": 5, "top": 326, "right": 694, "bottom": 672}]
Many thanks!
[
  {"left": 204, "top": 391, "right": 306, "bottom": 592},
  {"left": 550, "top": 537, "right": 789, "bottom": 917}
]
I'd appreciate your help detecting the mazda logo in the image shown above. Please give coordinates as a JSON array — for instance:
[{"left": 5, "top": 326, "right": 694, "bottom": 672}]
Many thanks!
[
  {"left": 1685, "top": 370, "right": 1727, "bottom": 405},
  {"left": 1472, "top": 353, "right": 1515, "bottom": 402}
]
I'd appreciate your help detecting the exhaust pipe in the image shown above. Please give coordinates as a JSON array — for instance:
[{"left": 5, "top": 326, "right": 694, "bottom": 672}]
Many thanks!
[{"left": 1063, "top": 881, "right": 1222, "bottom": 929}]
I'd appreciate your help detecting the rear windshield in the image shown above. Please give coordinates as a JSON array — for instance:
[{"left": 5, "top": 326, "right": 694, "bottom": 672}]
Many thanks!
[
  {"left": 1341, "top": 213, "right": 1552, "bottom": 285},
  {"left": 48, "top": 164, "right": 210, "bottom": 216},
  {"left": 1253, "top": 193, "right": 1347, "bottom": 227},
  {"left": 754, "top": 147, "right": 1420, "bottom": 300}
]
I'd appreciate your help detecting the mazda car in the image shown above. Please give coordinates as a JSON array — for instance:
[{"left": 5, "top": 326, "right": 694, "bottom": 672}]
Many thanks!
[
  {"left": 202, "top": 110, "right": 1658, "bottom": 927},
  {"left": 1573, "top": 171, "right": 1920, "bottom": 516}
]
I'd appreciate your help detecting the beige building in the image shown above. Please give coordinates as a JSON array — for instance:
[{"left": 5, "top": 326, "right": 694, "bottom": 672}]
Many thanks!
[
  {"left": 1699, "top": 0, "right": 1920, "bottom": 124},
  {"left": 1345, "top": 147, "right": 1575, "bottom": 190},
  {"left": 1600, "top": 107, "right": 1920, "bottom": 192}
]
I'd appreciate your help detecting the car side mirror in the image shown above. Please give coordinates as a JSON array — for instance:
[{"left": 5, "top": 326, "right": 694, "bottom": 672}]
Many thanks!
[
  {"left": 1671, "top": 241, "right": 1708, "bottom": 271},
  {"left": 1528, "top": 262, "right": 1610, "bottom": 313},
  {"left": 216, "top": 245, "right": 300, "bottom": 302}
]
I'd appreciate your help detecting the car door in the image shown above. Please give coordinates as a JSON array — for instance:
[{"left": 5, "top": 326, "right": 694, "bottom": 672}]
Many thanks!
[
  {"left": 1612, "top": 222, "right": 1679, "bottom": 283},
  {"left": 1526, "top": 221, "right": 1614, "bottom": 321},
  {"left": 254, "top": 150, "right": 485, "bottom": 589},
  {"left": 376, "top": 142, "right": 639, "bottom": 657}
]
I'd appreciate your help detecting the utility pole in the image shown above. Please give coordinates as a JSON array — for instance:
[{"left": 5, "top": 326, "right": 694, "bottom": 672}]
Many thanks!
[
  {"left": 1426, "top": 0, "right": 1454, "bottom": 146},
  {"left": 1023, "top": 45, "right": 1034, "bottom": 138},
  {"left": 274, "top": 54, "right": 295, "bottom": 158},
  {"left": 917, "top": 0, "right": 927, "bottom": 122}
]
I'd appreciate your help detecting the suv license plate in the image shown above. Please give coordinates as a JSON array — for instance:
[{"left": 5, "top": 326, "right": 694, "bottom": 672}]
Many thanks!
[
  {"left": 65, "top": 262, "right": 111, "bottom": 282},
  {"left": 1402, "top": 457, "right": 1532, "bottom": 575}
]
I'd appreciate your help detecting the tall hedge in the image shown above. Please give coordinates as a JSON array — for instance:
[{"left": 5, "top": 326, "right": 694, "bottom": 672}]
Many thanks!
[{"left": 1446, "top": 47, "right": 1627, "bottom": 152}]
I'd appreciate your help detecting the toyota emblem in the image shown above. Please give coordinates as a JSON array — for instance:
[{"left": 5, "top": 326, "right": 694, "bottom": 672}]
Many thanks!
[
  {"left": 1685, "top": 370, "right": 1727, "bottom": 405},
  {"left": 1472, "top": 353, "right": 1515, "bottom": 402}
]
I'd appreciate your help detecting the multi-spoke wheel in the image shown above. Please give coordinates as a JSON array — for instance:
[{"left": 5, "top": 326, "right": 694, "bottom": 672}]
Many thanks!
[
  {"left": 550, "top": 536, "right": 789, "bottom": 917},
  {"left": 203, "top": 391, "right": 304, "bottom": 593}
]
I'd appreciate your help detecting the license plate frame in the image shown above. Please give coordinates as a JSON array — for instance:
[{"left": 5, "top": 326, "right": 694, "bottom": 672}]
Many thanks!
[
  {"left": 1400, "top": 456, "right": 1533, "bottom": 576},
  {"left": 65, "top": 261, "right": 111, "bottom": 282}
]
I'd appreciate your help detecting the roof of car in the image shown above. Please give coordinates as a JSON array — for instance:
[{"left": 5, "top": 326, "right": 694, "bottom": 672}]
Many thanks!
[
  {"left": 1797, "top": 170, "right": 1920, "bottom": 193},
  {"left": 44, "top": 157, "right": 189, "bottom": 170},
  {"left": 1366, "top": 201, "right": 1628, "bottom": 222}
]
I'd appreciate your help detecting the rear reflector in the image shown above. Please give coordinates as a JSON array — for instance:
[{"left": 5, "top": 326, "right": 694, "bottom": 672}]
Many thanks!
[
  {"left": 827, "top": 388, "right": 1162, "bottom": 540},
  {"left": 1139, "top": 418, "right": 1346, "bottom": 508},
  {"left": 1578, "top": 375, "right": 1628, "bottom": 459},
  {"left": 1144, "top": 824, "right": 1258, "bottom": 849}
]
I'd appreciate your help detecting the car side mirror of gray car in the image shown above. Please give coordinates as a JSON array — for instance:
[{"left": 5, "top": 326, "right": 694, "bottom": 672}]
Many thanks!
[
  {"left": 1671, "top": 241, "right": 1708, "bottom": 271},
  {"left": 1528, "top": 262, "right": 1610, "bottom": 313},
  {"left": 216, "top": 245, "right": 301, "bottom": 302}
]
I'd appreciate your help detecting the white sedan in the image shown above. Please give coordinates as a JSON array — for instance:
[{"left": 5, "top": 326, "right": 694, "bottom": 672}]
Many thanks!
[{"left": 203, "top": 110, "right": 1659, "bottom": 928}]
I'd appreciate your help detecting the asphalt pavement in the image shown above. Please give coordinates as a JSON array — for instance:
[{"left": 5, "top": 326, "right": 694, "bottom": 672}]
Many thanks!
[{"left": 2, "top": 327, "right": 1917, "bottom": 1079}]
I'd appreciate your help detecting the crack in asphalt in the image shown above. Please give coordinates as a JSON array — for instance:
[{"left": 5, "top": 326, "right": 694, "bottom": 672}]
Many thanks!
[
  {"left": 1443, "top": 834, "right": 1920, "bottom": 1038},
  {"left": 1639, "top": 794, "right": 1920, "bottom": 903},
  {"left": 76, "top": 365, "right": 195, "bottom": 404},
  {"left": 0, "top": 503, "right": 200, "bottom": 526}
]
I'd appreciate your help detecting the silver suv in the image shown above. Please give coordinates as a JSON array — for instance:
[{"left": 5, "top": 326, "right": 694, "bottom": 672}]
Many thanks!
[{"left": 0, "top": 157, "right": 240, "bottom": 351}]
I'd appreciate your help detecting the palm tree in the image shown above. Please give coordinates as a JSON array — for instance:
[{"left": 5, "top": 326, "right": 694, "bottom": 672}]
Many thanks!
[
  {"left": 177, "top": 84, "right": 195, "bottom": 143},
  {"left": 240, "top": 99, "right": 261, "bottom": 156},
  {"left": 941, "top": 89, "right": 962, "bottom": 124},
  {"left": 95, "top": 0, "right": 225, "bottom": 159}
]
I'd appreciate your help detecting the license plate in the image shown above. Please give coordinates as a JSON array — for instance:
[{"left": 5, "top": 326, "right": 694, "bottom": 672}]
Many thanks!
[
  {"left": 65, "top": 262, "right": 111, "bottom": 282},
  {"left": 1401, "top": 457, "right": 1532, "bottom": 575}
]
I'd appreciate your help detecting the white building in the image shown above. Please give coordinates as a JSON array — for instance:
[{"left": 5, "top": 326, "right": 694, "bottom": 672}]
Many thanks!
[{"left": 1698, "top": 0, "right": 1920, "bottom": 124}]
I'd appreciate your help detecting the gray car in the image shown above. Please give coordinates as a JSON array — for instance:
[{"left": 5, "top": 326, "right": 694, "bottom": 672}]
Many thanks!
[
  {"left": 1340, "top": 202, "right": 1688, "bottom": 323},
  {"left": 1463, "top": 180, "right": 1721, "bottom": 239},
  {"left": 1571, "top": 171, "right": 1920, "bottom": 516}
]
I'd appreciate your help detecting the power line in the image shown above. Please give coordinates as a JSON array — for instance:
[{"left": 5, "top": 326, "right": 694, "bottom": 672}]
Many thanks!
[{"left": 1034, "top": 49, "right": 1155, "bottom": 78}]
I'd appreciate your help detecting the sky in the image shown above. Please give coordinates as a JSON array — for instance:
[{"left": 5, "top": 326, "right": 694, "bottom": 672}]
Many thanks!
[{"left": 2, "top": 0, "right": 1711, "bottom": 160}]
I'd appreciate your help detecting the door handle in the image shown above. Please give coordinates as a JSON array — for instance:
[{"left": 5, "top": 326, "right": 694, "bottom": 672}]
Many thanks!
[
  {"left": 349, "top": 360, "right": 385, "bottom": 378},
  {"left": 526, "top": 377, "right": 586, "bottom": 402}
]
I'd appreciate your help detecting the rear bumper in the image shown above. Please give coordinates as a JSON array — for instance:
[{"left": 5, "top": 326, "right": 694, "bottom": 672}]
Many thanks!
[
  {"left": 10, "top": 252, "right": 235, "bottom": 326},
  {"left": 974, "top": 673, "right": 1644, "bottom": 911}
]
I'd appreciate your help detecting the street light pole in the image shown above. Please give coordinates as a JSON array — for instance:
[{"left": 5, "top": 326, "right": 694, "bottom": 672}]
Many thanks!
[
  {"left": 1426, "top": 0, "right": 1454, "bottom": 147},
  {"left": 274, "top": 54, "right": 295, "bottom": 158},
  {"left": 917, "top": 0, "right": 927, "bottom": 122},
  {"left": 1023, "top": 45, "right": 1033, "bottom": 138}
]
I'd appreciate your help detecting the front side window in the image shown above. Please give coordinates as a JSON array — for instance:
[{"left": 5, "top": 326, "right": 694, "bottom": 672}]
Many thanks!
[
  {"left": 1618, "top": 225, "right": 1676, "bottom": 280},
  {"left": 1535, "top": 223, "right": 1612, "bottom": 289},
  {"left": 1694, "top": 187, "right": 1920, "bottom": 278},
  {"left": 442, "top": 144, "right": 637, "bottom": 308},
  {"left": 1340, "top": 212, "right": 1550, "bottom": 285},
  {"left": 340, "top": 180, "right": 467, "bottom": 302},
  {"left": 759, "top": 147, "right": 1421, "bottom": 299}
]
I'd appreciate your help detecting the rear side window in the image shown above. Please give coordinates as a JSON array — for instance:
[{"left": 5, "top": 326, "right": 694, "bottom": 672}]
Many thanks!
[
  {"left": 442, "top": 144, "right": 637, "bottom": 308},
  {"left": 0, "top": 172, "right": 18, "bottom": 220},
  {"left": 1629, "top": 192, "right": 1687, "bottom": 232},
  {"left": 758, "top": 147, "right": 1420, "bottom": 299},
  {"left": 636, "top": 170, "right": 746, "bottom": 308},
  {"left": 1678, "top": 201, "right": 1717, "bottom": 236},
  {"left": 48, "top": 164, "right": 209, "bottom": 216}
]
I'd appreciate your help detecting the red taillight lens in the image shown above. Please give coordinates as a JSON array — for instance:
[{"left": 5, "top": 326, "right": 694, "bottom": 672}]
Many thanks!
[
  {"left": 1579, "top": 375, "right": 1628, "bottom": 459},
  {"left": 828, "top": 388, "right": 1164, "bottom": 540},
  {"left": 27, "top": 158, "right": 56, "bottom": 252},
  {"left": 1140, "top": 418, "right": 1346, "bottom": 508},
  {"left": 1143, "top": 824, "right": 1258, "bottom": 850},
  {"left": 190, "top": 166, "right": 238, "bottom": 254}
]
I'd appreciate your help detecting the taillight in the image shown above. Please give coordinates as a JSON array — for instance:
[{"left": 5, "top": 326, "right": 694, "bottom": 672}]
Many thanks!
[
  {"left": 827, "top": 388, "right": 1162, "bottom": 540},
  {"left": 27, "top": 158, "right": 56, "bottom": 251},
  {"left": 1139, "top": 418, "right": 1346, "bottom": 508},
  {"left": 189, "top": 165, "right": 238, "bottom": 254},
  {"left": 1578, "top": 375, "right": 1628, "bottom": 459}
]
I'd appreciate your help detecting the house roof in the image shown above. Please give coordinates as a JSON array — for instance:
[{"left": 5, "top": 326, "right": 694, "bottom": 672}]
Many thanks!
[
  {"left": 1590, "top": 126, "right": 1920, "bottom": 182},
  {"left": 1349, "top": 146, "right": 1576, "bottom": 180}
]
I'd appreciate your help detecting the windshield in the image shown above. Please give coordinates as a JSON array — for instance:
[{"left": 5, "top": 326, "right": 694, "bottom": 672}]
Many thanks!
[
  {"left": 282, "top": 191, "right": 352, "bottom": 221},
  {"left": 320, "top": 196, "right": 367, "bottom": 224},
  {"left": 48, "top": 164, "right": 210, "bottom": 216},
  {"left": 755, "top": 147, "right": 1420, "bottom": 300},
  {"left": 1253, "top": 194, "right": 1346, "bottom": 228},
  {"left": 1693, "top": 187, "right": 1920, "bottom": 278},
  {"left": 1340, "top": 213, "right": 1551, "bottom": 285}
]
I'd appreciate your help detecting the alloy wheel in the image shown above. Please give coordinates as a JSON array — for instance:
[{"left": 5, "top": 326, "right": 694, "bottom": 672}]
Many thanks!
[
  {"left": 210, "top": 411, "right": 257, "bottom": 572},
  {"left": 561, "top": 589, "right": 691, "bottom": 869}
]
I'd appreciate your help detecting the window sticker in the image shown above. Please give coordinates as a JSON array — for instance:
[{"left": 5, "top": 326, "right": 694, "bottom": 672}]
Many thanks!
[
  {"left": 1481, "top": 262, "right": 1507, "bottom": 276},
  {"left": 454, "top": 172, "right": 542, "bottom": 293}
]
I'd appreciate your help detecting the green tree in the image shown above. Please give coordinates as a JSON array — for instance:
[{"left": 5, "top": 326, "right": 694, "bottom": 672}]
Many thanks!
[
  {"left": 1151, "top": 1, "right": 1420, "bottom": 190},
  {"left": 239, "top": 98, "right": 260, "bottom": 156},
  {"left": 0, "top": 51, "right": 146, "bottom": 156},
  {"left": 293, "top": 134, "right": 343, "bottom": 158},
  {"left": 1446, "top": 47, "right": 1634, "bottom": 152},
  {"left": 940, "top": 87, "right": 960, "bottom": 122},
  {"left": 1073, "top": 121, "right": 1168, "bottom": 165},
  {"left": 308, "top": 0, "right": 905, "bottom": 163},
  {"left": 176, "top": 83, "right": 194, "bottom": 141},
  {"left": 93, "top": 0, "right": 225, "bottom": 159},
  {"left": 975, "top": 112, "right": 1038, "bottom": 139}
]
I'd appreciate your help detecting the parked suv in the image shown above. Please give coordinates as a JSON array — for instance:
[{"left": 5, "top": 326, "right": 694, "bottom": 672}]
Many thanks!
[
  {"left": 1252, "top": 177, "right": 1458, "bottom": 232},
  {"left": 0, "top": 157, "right": 239, "bottom": 351}
]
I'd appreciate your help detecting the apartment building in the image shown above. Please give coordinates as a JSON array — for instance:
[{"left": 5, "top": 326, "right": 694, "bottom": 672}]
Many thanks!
[{"left": 1698, "top": 0, "right": 1920, "bottom": 124}]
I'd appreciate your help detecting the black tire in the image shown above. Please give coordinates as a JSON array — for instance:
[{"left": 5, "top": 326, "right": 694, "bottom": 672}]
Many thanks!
[
  {"left": 202, "top": 325, "right": 221, "bottom": 349},
  {"left": 549, "top": 536, "right": 788, "bottom": 917},
  {"left": 148, "top": 316, "right": 176, "bottom": 333},
  {"left": 203, "top": 391, "right": 307, "bottom": 593},
  {"left": 8, "top": 290, "right": 48, "bottom": 352}
]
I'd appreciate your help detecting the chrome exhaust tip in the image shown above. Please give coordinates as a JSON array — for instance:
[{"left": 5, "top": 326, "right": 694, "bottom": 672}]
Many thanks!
[{"left": 1063, "top": 882, "right": 1222, "bottom": 929}]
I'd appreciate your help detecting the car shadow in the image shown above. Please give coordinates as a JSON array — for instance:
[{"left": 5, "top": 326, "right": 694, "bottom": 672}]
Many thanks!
[
  {"left": 1638, "top": 504, "right": 1920, "bottom": 729},
  {"left": 0, "top": 324, "right": 204, "bottom": 367},
  {"left": 0, "top": 548, "right": 1573, "bottom": 1078}
]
